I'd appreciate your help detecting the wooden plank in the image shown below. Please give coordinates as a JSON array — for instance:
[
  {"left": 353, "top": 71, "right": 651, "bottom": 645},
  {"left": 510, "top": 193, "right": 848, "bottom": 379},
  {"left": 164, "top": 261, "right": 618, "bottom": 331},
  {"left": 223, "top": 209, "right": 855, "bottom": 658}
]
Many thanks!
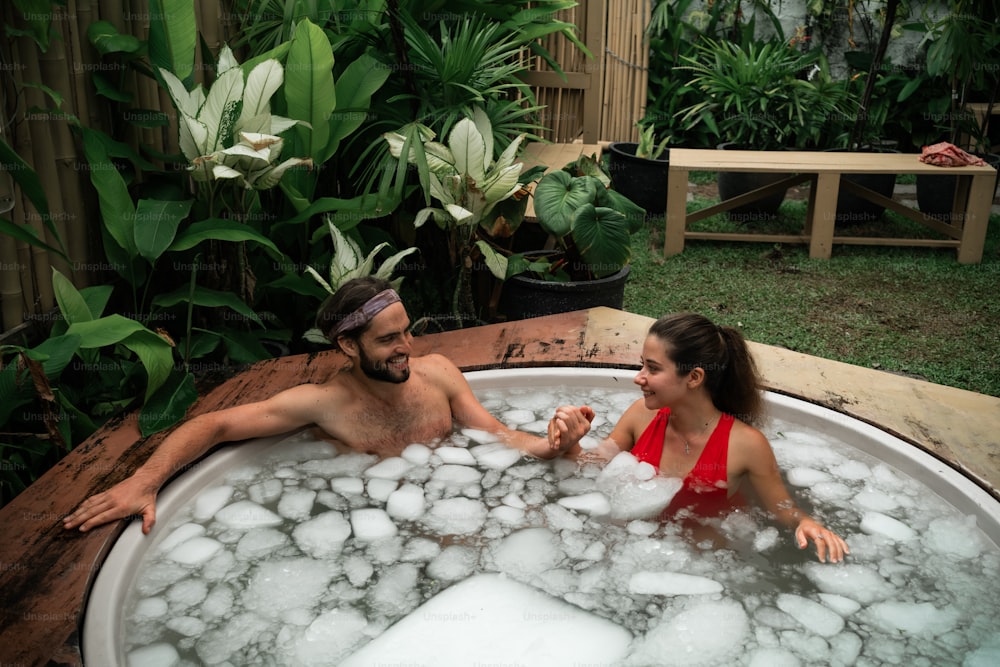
[{"left": 669, "top": 148, "right": 998, "bottom": 176}]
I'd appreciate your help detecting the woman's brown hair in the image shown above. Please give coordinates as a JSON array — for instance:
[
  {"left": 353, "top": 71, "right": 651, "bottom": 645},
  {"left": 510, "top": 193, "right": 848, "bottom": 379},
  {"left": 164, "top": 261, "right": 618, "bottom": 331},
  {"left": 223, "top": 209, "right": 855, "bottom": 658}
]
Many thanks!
[{"left": 649, "top": 312, "right": 765, "bottom": 426}]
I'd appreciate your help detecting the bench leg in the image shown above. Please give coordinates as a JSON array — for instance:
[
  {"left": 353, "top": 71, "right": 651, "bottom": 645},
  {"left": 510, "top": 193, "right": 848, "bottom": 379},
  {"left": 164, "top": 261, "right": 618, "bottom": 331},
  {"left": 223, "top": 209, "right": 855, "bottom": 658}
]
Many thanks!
[
  {"left": 808, "top": 173, "right": 840, "bottom": 259},
  {"left": 664, "top": 167, "right": 690, "bottom": 257},
  {"left": 957, "top": 173, "right": 993, "bottom": 264}
]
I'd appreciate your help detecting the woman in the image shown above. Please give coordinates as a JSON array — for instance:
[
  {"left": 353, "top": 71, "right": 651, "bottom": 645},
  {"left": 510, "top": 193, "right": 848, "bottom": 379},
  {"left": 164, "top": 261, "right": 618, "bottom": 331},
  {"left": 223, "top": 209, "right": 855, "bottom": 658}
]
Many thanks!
[{"left": 550, "top": 313, "right": 849, "bottom": 563}]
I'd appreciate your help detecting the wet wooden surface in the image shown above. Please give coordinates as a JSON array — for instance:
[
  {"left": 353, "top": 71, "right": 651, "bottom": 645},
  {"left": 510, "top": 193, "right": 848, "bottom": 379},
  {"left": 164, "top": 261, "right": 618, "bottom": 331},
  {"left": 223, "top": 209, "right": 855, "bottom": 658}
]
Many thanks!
[{"left": 1, "top": 307, "right": 998, "bottom": 666}]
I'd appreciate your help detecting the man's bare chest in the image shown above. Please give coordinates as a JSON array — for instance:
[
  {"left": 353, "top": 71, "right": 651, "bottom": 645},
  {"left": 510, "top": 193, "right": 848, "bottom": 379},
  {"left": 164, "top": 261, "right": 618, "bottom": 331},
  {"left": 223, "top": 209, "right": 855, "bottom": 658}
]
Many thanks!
[{"left": 318, "top": 394, "right": 453, "bottom": 455}]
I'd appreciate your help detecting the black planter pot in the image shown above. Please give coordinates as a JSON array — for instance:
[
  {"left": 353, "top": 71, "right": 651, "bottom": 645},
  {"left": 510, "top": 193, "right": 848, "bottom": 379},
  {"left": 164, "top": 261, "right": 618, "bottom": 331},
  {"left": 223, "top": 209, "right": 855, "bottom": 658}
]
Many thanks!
[
  {"left": 825, "top": 147, "right": 899, "bottom": 225},
  {"left": 716, "top": 143, "right": 789, "bottom": 222},
  {"left": 606, "top": 142, "right": 670, "bottom": 214},
  {"left": 499, "top": 264, "right": 631, "bottom": 321},
  {"left": 917, "top": 152, "right": 1000, "bottom": 220}
]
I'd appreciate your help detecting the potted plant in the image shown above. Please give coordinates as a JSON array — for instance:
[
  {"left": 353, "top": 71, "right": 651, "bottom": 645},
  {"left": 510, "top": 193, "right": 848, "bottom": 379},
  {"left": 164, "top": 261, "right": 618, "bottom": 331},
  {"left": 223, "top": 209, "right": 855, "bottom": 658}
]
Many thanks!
[
  {"left": 913, "top": 1, "right": 1000, "bottom": 219},
  {"left": 607, "top": 123, "right": 672, "bottom": 215},
  {"left": 497, "top": 156, "right": 645, "bottom": 320},
  {"left": 383, "top": 107, "right": 539, "bottom": 325},
  {"left": 677, "top": 37, "right": 851, "bottom": 221}
]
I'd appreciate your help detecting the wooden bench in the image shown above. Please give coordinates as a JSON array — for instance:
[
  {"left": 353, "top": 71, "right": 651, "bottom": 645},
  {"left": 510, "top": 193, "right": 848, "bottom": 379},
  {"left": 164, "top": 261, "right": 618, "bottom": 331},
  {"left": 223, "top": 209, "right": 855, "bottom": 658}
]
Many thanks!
[{"left": 664, "top": 148, "right": 998, "bottom": 264}]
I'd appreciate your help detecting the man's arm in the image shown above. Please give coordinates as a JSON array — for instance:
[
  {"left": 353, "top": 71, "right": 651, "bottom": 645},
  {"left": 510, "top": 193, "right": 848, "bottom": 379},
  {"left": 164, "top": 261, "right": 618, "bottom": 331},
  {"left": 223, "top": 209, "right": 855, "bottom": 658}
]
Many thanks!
[
  {"left": 427, "top": 356, "right": 592, "bottom": 458},
  {"left": 63, "top": 385, "right": 324, "bottom": 534}
]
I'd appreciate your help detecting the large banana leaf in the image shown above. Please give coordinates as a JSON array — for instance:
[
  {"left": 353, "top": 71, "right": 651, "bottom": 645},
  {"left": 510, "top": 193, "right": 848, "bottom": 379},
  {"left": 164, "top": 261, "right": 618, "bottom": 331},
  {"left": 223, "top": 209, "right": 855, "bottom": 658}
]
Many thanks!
[
  {"left": 285, "top": 19, "right": 336, "bottom": 163},
  {"left": 147, "top": 0, "right": 197, "bottom": 82},
  {"left": 326, "top": 54, "right": 390, "bottom": 163},
  {"left": 134, "top": 199, "right": 194, "bottom": 262}
]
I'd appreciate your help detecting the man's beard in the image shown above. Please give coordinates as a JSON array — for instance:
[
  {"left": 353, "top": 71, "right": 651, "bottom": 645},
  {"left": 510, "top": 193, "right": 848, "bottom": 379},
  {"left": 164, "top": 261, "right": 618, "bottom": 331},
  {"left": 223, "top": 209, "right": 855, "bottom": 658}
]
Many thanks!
[{"left": 359, "top": 347, "right": 410, "bottom": 384}]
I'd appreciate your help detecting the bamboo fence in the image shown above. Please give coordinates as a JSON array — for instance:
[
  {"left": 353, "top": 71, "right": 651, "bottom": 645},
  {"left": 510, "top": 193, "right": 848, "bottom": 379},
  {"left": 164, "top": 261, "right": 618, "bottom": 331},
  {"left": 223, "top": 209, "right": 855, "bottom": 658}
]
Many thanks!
[{"left": 0, "top": 0, "right": 648, "bottom": 334}]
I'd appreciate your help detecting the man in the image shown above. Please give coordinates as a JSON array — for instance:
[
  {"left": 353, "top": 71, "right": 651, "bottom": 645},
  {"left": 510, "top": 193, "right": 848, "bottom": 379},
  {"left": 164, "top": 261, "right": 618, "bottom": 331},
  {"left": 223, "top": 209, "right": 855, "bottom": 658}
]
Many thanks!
[{"left": 64, "top": 277, "right": 592, "bottom": 535}]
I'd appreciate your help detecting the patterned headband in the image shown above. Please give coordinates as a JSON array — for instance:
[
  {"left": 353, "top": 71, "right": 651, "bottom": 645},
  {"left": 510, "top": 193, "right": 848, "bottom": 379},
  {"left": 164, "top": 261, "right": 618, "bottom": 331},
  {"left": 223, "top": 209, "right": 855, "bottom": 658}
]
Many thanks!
[{"left": 332, "top": 289, "right": 401, "bottom": 337}]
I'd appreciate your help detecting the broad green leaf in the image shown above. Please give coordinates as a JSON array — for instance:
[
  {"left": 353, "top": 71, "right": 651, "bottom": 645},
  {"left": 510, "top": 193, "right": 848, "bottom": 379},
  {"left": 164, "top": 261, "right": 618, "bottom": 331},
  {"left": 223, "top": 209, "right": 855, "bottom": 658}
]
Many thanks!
[
  {"left": 12, "top": 0, "right": 54, "bottom": 51},
  {"left": 51, "top": 268, "right": 92, "bottom": 325},
  {"left": 86, "top": 20, "right": 142, "bottom": 55},
  {"left": 325, "top": 53, "right": 390, "bottom": 161},
  {"left": 533, "top": 170, "right": 596, "bottom": 238},
  {"left": 168, "top": 218, "right": 281, "bottom": 254},
  {"left": 139, "top": 369, "right": 197, "bottom": 436},
  {"left": 0, "top": 218, "right": 69, "bottom": 262},
  {"left": 92, "top": 73, "right": 134, "bottom": 103},
  {"left": 79, "top": 284, "right": 114, "bottom": 319},
  {"left": 152, "top": 286, "right": 263, "bottom": 326},
  {"left": 286, "top": 19, "right": 335, "bottom": 162},
  {"left": 147, "top": 0, "right": 196, "bottom": 82},
  {"left": 80, "top": 127, "right": 136, "bottom": 257},
  {"left": 474, "top": 240, "right": 507, "bottom": 280},
  {"left": 134, "top": 198, "right": 193, "bottom": 262},
  {"left": 570, "top": 205, "right": 631, "bottom": 278},
  {"left": 65, "top": 316, "right": 174, "bottom": 400}
]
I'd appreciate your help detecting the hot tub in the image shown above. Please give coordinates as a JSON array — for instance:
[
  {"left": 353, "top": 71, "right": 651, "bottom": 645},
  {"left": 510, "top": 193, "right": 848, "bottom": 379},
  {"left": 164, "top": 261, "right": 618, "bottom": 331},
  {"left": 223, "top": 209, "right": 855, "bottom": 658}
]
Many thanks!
[{"left": 82, "top": 368, "right": 1000, "bottom": 666}]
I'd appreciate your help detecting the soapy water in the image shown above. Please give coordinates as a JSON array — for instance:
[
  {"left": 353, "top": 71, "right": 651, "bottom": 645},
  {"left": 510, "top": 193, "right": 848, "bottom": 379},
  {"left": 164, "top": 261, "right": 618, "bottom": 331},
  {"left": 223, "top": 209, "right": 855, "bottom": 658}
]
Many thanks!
[{"left": 119, "top": 384, "right": 1000, "bottom": 667}]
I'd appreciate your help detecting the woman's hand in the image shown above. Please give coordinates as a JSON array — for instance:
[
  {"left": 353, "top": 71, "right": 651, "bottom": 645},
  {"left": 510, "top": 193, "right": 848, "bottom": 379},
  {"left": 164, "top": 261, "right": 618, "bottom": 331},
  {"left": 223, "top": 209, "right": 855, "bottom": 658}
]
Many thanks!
[
  {"left": 63, "top": 475, "right": 159, "bottom": 535},
  {"left": 547, "top": 405, "right": 595, "bottom": 452},
  {"left": 795, "top": 517, "right": 850, "bottom": 563}
]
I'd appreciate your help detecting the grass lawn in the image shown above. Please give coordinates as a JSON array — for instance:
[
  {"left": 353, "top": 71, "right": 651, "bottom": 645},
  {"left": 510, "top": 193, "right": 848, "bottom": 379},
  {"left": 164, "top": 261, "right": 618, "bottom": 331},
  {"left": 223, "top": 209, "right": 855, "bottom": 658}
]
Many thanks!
[{"left": 624, "top": 192, "right": 1000, "bottom": 398}]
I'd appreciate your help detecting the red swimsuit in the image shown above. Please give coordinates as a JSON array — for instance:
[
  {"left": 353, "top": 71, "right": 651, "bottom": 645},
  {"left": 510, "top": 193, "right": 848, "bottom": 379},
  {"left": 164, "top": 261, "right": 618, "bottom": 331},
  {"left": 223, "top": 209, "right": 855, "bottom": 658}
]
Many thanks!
[{"left": 630, "top": 408, "right": 741, "bottom": 515}]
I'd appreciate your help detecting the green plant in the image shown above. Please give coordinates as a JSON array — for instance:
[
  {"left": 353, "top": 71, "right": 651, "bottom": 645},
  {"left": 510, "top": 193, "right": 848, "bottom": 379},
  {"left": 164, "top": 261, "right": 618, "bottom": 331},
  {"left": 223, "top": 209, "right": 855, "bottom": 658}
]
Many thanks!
[
  {"left": 916, "top": 0, "right": 1000, "bottom": 151},
  {"left": 507, "top": 155, "right": 645, "bottom": 282},
  {"left": 677, "top": 38, "right": 853, "bottom": 150},
  {"left": 635, "top": 123, "right": 669, "bottom": 160},
  {"left": 384, "top": 108, "right": 536, "bottom": 322},
  {"left": 300, "top": 217, "right": 418, "bottom": 343}
]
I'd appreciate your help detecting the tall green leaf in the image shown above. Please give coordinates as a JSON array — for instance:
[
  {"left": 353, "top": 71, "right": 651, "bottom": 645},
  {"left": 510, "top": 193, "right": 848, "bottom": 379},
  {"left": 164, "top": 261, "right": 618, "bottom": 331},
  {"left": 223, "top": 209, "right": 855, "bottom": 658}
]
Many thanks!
[
  {"left": 139, "top": 369, "right": 197, "bottom": 436},
  {"left": 325, "top": 54, "right": 390, "bottom": 162},
  {"left": 80, "top": 127, "right": 137, "bottom": 257},
  {"left": 51, "top": 269, "right": 93, "bottom": 325},
  {"left": 64, "top": 316, "right": 174, "bottom": 400},
  {"left": 134, "top": 199, "right": 193, "bottom": 262},
  {"left": 285, "top": 19, "right": 335, "bottom": 162},
  {"left": 147, "top": 0, "right": 197, "bottom": 82},
  {"left": 0, "top": 136, "right": 69, "bottom": 260}
]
